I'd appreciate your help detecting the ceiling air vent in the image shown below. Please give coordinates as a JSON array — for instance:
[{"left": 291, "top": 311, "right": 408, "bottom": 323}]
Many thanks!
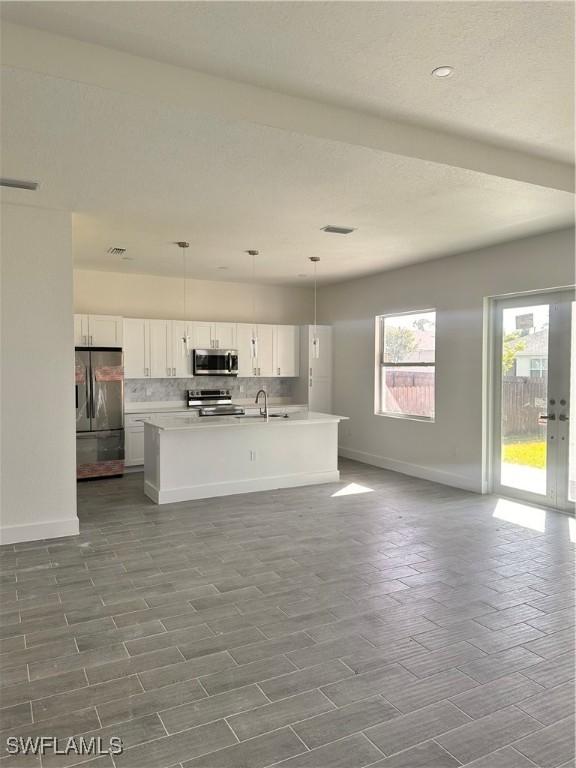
[
  {"left": 107, "top": 247, "right": 127, "bottom": 255},
  {"left": 321, "top": 225, "right": 355, "bottom": 235}
]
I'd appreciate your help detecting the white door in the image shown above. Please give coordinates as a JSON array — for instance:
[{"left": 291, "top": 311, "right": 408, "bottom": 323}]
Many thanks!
[
  {"left": 88, "top": 315, "right": 123, "bottom": 347},
  {"left": 214, "top": 323, "right": 237, "bottom": 350},
  {"left": 256, "top": 325, "right": 275, "bottom": 377},
  {"left": 493, "top": 290, "right": 574, "bottom": 513},
  {"left": 123, "top": 319, "right": 149, "bottom": 378},
  {"left": 171, "top": 321, "right": 193, "bottom": 378},
  {"left": 274, "top": 325, "right": 300, "bottom": 376},
  {"left": 149, "top": 320, "right": 171, "bottom": 378},
  {"left": 237, "top": 324, "right": 257, "bottom": 377},
  {"left": 74, "top": 315, "right": 89, "bottom": 346},
  {"left": 192, "top": 322, "right": 214, "bottom": 349}
]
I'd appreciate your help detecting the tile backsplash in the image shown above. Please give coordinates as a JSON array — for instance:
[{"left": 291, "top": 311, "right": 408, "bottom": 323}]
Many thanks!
[{"left": 125, "top": 377, "right": 297, "bottom": 403}]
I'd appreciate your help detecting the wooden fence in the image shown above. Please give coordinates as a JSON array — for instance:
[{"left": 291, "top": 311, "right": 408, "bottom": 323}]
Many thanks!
[
  {"left": 383, "top": 371, "right": 547, "bottom": 437},
  {"left": 501, "top": 376, "right": 547, "bottom": 439}
]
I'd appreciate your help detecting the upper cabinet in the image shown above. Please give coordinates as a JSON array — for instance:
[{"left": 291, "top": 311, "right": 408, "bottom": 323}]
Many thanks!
[
  {"left": 192, "top": 322, "right": 237, "bottom": 350},
  {"left": 123, "top": 318, "right": 194, "bottom": 379},
  {"left": 274, "top": 325, "right": 300, "bottom": 377},
  {"left": 254, "top": 324, "right": 275, "bottom": 377},
  {"left": 114, "top": 315, "right": 303, "bottom": 379},
  {"left": 74, "top": 314, "right": 123, "bottom": 348},
  {"left": 237, "top": 324, "right": 257, "bottom": 377},
  {"left": 171, "top": 321, "right": 194, "bottom": 378},
  {"left": 123, "top": 318, "right": 149, "bottom": 379}
]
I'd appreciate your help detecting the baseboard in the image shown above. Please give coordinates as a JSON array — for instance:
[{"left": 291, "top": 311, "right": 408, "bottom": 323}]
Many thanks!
[
  {"left": 145, "top": 470, "right": 340, "bottom": 505},
  {"left": 0, "top": 517, "right": 80, "bottom": 546},
  {"left": 338, "top": 447, "right": 480, "bottom": 493}
]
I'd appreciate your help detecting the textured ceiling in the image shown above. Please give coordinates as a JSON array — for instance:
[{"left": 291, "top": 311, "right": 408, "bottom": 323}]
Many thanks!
[
  {"left": 0, "top": 2, "right": 574, "bottom": 285},
  {"left": 2, "top": 0, "right": 574, "bottom": 160}
]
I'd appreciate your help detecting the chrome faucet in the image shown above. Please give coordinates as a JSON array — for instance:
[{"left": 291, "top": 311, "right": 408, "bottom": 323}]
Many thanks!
[{"left": 255, "top": 389, "right": 269, "bottom": 421}]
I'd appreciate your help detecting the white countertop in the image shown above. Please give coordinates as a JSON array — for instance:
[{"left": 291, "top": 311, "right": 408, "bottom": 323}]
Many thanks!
[{"left": 144, "top": 411, "right": 347, "bottom": 431}]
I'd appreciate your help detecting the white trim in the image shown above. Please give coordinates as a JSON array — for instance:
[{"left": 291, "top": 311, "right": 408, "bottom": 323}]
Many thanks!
[
  {"left": 339, "top": 447, "right": 480, "bottom": 493},
  {"left": 0, "top": 517, "right": 79, "bottom": 546},
  {"left": 145, "top": 470, "right": 340, "bottom": 505}
]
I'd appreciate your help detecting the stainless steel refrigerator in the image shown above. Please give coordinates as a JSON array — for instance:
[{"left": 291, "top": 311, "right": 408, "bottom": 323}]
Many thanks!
[{"left": 75, "top": 348, "right": 124, "bottom": 479}]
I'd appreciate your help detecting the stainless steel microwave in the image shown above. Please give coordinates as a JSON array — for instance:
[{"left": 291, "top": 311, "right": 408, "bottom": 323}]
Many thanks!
[{"left": 193, "top": 348, "right": 239, "bottom": 376}]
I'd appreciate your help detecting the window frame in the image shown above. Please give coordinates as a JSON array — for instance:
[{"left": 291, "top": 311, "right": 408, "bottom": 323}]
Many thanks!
[
  {"left": 375, "top": 308, "right": 437, "bottom": 422},
  {"left": 529, "top": 357, "right": 547, "bottom": 378}
]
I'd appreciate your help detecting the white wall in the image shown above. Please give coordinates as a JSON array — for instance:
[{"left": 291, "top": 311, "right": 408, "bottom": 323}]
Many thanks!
[
  {"left": 319, "top": 227, "right": 575, "bottom": 493},
  {"left": 1, "top": 204, "right": 78, "bottom": 544},
  {"left": 74, "top": 270, "right": 313, "bottom": 325}
]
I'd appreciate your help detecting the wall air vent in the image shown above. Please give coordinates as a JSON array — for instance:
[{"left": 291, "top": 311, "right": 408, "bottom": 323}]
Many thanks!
[
  {"left": 107, "top": 247, "right": 127, "bottom": 255},
  {"left": 321, "top": 225, "right": 355, "bottom": 235},
  {"left": 0, "top": 178, "right": 39, "bottom": 191}
]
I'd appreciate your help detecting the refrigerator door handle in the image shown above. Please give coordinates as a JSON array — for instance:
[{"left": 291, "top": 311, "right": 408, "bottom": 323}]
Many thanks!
[{"left": 90, "top": 369, "right": 96, "bottom": 419}]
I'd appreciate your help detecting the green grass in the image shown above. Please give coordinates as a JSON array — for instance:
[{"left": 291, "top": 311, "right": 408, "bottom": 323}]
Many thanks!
[{"left": 503, "top": 441, "right": 546, "bottom": 469}]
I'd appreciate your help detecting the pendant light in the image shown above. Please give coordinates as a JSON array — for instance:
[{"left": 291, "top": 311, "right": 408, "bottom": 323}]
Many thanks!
[
  {"left": 176, "top": 241, "right": 191, "bottom": 353},
  {"left": 309, "top": 256, "right": 320, "bottom": 359},
  {"left": 246, "top": 250, "right": 259, "bottom": 363}
]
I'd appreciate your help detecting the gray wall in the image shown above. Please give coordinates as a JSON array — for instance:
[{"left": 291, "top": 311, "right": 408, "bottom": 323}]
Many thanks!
[
  {"left": 319, "top": 227, "right": 575, "bottom": 493},
  {"left": 1, "top": 204, "right": 78, "bottom": 543}
]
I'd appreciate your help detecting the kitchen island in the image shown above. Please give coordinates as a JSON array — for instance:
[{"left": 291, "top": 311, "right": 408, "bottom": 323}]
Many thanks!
[{"left": 143, "top": 411, "right": 347, "bottom": 504}]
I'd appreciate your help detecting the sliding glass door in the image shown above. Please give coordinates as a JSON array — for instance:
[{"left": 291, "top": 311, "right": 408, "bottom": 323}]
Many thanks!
[{"left": 492, "top": 290, "right": 574, "bottom": 513}]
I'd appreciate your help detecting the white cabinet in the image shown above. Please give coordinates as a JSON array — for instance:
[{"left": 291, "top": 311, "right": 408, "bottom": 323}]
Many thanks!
[
  {"left": 171, "top": 321, "right": 193, "bottom": 378},
  {"left": 124, "top": 319, "right": 194, "bottom": 379},
  {"left": 74, "top": 314, "right": 122, "bottom": 347},
  {"left": 296, "top": 325, "right": 333, "bottom": 411},
  {"left": 192, "top": 322, "right": 214, "bottom": 349},
  {"left": 237, "top": 324, "right": 257, "bottom": 377},
  {"left": 123, "top": 319, "right": 149, "bottom": 378},
  {"left": 255, "top": 325, "right": 275, "bottom": 377},
  {"left": 192, "top": 322, "right": 237, "bottom": 349},
  {"left": 273, "top": 325, "right": 300, "bottom": 377},
  {"left": 126, "top": 427, "right": 145, "bottom": 467},
  {"left": 214, "top": 323, "right": 237, "bottom": 349},
  {"left": 120, "top": 316, "right": 299, "bottom": 380},
  {"left": 125, "top": 413, "right": 154, "bottom": 467},
  {"left": 149, "top": 320, "right": 172, "bottom": 379},
  {"left": 74, "top": 315, "right": 89, "bottom": 346},
  {"left": 236, "top": 323, "right": 298, "bottom": 377}
]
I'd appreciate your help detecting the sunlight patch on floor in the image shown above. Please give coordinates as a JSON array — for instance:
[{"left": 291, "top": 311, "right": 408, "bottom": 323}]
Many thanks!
[
  {"left": 492, "top": 498, "right": 546, "bottom": 532},
  {"left": 331, "top": 483, "right": 374, "bottom": 497}
]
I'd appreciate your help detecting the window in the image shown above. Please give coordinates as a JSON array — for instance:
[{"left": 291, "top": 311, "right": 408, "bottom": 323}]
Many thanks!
[
  {"left": 376, "top": 310, "right": 436, "bottom": 419},
  {"left": 529, "top": 358, "right": 547, "bottom": 378}
]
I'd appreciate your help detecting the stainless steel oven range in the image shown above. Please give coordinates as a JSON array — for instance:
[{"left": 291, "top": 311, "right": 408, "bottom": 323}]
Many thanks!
[{"left": 187, "top": 389, "right": 245, "bottom": 417}]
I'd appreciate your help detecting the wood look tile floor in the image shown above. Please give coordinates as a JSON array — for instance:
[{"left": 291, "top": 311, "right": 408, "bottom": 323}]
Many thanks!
[{"left": 1, "top": 460, "right": 574, "bottom": 768}]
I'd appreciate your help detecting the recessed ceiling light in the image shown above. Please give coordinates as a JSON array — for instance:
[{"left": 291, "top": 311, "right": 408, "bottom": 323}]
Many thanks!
[
  {"left": 321, "top": 225, "right": 355, "bottom": 235},
  {"left": 217, "top": 266, "right": 229, "bottom": 270},
  {"left": 431, "top": 65, "right": 454, "bottom": 79}
]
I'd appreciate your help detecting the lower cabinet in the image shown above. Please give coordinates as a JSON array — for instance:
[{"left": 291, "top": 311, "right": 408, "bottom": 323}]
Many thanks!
[
  {"left": 125, "top": 427, "right": 145, "bottom": 467},
  {"left": 125, "top": 414, "right": 154, "bottom": 467}
]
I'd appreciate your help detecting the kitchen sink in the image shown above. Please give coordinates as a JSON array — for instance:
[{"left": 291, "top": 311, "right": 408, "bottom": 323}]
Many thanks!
[{"left": 269, "top": 413, "right": 289, "bottom": 418}]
